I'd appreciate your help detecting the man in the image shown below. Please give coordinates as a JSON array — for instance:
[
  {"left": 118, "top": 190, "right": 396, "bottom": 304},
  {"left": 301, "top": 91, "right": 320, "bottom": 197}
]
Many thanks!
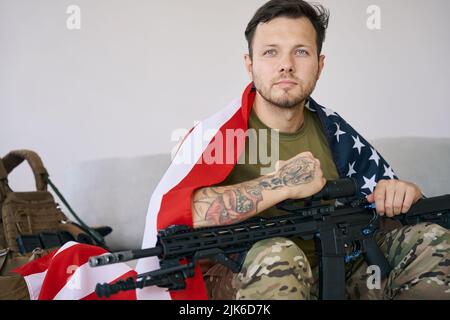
[
  {"left": 14, "top": 0, "right": 449, "bottom": 301},
  {"left": 185, "top": 0, "right": 450, "bottom": 299}
]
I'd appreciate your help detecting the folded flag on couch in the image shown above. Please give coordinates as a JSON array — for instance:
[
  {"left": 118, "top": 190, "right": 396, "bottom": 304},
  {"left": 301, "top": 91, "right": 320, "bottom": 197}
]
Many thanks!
[{"left": 13, "top": 242, "right": 137, "bottom": 300}]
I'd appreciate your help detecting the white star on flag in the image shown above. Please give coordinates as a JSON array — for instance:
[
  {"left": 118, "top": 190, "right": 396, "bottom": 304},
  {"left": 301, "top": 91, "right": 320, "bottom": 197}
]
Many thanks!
[
  {"left": 369, "top": 147, "right": 380, "bottom": 166},
  {"left": 334, "top": 123, "right": 346, "bottom": 142},
  {"left": 323, "top": 107, "right": 337, "bottom": 117},
  {"left": 352, "top": 135, "right": 365, "bottom": 155},
  {"left": 383, "top": 164, "right": 395, "bottom": 179},
  {"left": 362, "top": 174, "right": 377, "bottom": 193},
  {"left": 347, "top": 161, "right": 357, "bottom": 177}
]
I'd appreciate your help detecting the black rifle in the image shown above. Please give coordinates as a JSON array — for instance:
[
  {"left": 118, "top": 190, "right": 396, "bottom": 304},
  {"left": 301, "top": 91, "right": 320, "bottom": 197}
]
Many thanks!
[{"left": 89, "top": 179, "right": 450, "bottom": 299}]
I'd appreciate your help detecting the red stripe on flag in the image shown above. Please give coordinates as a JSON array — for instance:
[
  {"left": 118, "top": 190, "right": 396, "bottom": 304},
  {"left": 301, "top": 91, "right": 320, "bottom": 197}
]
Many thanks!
[{"left": 12, "top": 249, "right": 58, "bottom": 277}]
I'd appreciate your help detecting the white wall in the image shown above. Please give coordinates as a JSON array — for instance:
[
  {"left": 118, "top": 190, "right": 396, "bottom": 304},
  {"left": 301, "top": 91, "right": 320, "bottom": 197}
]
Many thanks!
[{"left": 1, "top": 0, "right": 449, "bottom": 193}]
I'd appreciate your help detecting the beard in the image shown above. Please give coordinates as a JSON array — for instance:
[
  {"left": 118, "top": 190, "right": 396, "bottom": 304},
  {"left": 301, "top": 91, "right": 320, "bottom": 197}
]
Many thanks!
[{"left": 253, "top": 74, "right": 317, "bottom": 109}]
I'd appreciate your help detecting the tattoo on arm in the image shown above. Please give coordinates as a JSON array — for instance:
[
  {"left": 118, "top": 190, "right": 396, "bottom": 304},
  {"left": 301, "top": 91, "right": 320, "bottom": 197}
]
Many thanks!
[
  {"left": 193, "top": 156, "right": 316, "bottom": 226},
  {"left": 278, "top": 157, "right": 315, "bottom": 186},
  {"left": 193, "top": 184, "right": 262, "bottom": 226}
]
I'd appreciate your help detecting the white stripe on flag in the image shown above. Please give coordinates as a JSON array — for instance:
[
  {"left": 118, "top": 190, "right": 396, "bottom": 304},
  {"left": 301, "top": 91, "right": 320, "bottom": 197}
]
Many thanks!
[
  {"left": 53, "top": 259, "right": 134, "bottom": 300},
  {"left": 23, "top": 270, "right": 47, "bottom": 300}
]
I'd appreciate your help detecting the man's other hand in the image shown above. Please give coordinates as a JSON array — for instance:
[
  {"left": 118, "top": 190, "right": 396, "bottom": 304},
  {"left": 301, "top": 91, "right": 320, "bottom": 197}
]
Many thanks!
[{"left": 366, "top": 179, "right": 423, "bottom": 217}]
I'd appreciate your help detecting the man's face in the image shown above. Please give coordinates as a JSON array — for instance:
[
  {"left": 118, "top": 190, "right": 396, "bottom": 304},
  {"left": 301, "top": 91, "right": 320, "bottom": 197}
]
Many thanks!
[{"left": 245, "top": 17, "right": 325, "bottom": 109}]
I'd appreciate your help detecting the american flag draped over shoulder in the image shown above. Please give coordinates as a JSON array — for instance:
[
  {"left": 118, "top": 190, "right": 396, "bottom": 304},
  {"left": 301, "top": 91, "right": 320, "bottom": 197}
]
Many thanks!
[
  {"left": 13, "top": 83, "right": 397, "bottom": 300},
  {"left": 306, "top": 96, "right": 398, "bottom": 195}
]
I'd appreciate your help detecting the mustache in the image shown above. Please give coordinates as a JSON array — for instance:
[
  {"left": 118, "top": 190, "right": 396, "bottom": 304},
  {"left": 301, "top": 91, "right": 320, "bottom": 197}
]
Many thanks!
[{"left": 274, "top": 76, "right": 300, "bottom": 83}]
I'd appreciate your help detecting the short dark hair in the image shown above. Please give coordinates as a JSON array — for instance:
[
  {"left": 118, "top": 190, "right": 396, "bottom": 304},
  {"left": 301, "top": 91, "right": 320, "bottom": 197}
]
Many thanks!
[{"left": 245, "top": 0, "right": 330, "bottom": 59}]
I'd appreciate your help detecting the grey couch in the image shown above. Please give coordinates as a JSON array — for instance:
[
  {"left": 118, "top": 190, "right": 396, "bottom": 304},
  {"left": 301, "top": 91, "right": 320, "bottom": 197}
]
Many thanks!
[{"left": 63, "top": 137, "right": 450, "bottom": 251}]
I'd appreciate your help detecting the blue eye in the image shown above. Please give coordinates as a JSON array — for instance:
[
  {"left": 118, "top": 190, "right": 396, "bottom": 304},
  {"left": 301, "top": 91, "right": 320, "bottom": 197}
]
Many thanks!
[
  {"left": 296, "top": 49, "right": 308, "bottom": 56},
  {"left": 264, "top": 49, "right": 276, "bottom": 56}
]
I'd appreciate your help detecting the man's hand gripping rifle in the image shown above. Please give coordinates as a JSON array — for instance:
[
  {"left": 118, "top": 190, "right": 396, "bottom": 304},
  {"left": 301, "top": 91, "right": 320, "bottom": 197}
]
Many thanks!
[{"left": 89, "top": 178, "right": 450, "bottom": 299}]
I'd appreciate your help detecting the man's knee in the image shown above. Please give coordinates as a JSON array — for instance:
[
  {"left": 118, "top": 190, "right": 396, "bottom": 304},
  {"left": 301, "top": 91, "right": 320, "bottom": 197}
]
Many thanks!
[
  {"left": 409, "top": 222, "right": 448, "bottom": 239},
  {"left": 384, "top": 223, "right": 450, "bottom": 299},
  {"left": 348, "top": 223, "right": 450, "bottom": 300},
  {"left": 233, "top": 237, "right": 314, "bottom": 299},
  {"left": 246, "top": 237, "right": 308, "bottom": 264},
  {"left": 402, "top": 222, "right": 450, "bottom": 263},
  {"left": 386, "top": 222, "right": 449, "bottom": 260},
  {"left": 396, "top": 223, "right": 449, "bottom": 250}
]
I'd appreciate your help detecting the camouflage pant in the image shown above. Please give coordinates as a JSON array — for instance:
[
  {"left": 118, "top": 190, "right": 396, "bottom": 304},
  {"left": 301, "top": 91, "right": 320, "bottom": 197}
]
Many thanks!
[{"left": 203, "top": 223, "right": 450, "bottom": 300}]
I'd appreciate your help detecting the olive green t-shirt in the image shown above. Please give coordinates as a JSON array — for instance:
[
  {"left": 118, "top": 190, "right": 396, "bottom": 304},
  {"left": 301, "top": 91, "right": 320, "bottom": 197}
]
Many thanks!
[{"left": 216, "top": 106, "right": 339, "bottom": 269}]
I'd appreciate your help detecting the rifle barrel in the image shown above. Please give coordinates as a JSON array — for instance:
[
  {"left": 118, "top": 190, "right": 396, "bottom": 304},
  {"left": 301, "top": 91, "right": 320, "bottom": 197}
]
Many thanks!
[{"left": 89, "top": 247, "right": 162, "bottom": 267}]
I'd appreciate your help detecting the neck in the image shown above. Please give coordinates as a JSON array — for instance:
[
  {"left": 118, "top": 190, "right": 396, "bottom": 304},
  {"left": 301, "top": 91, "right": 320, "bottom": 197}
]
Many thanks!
[{"left": 252, "top": 93, "right": 306, "bottom": 134}]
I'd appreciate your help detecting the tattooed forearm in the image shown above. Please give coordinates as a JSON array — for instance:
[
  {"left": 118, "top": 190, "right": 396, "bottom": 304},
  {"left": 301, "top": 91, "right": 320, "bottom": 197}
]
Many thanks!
[
  {"left": 193, "top": 156, "right": 316, "bottom": 227},
  {"left": 194, "top": 184, "right": 263, "bottom": 226}
]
